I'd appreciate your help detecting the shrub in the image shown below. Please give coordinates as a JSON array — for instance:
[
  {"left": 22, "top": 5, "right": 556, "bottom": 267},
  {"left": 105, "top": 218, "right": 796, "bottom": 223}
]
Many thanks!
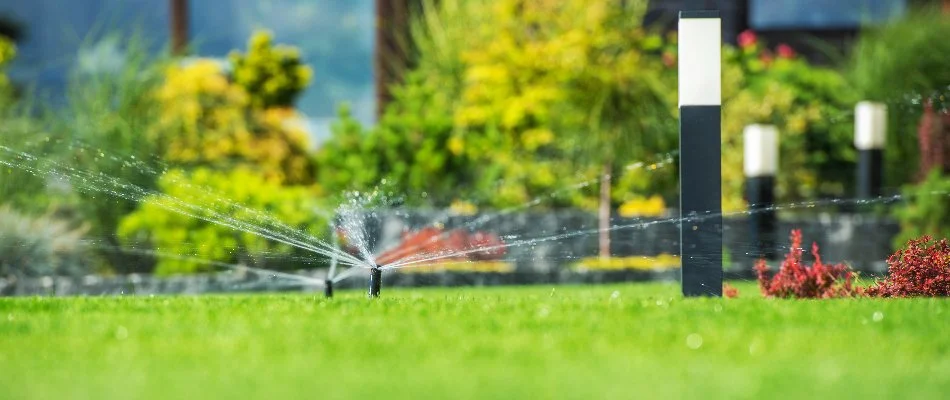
[
  {"left": 755, "top": 229, "right": 859, "bottom": 298},
  {"left": 574, "top": 254, "right": 680, "bottom": 271},
  {"left": 118, "top": 168, "right": 327, "bottom": 275},
  {"left": 723, "top": 283, "right": 739, "bottom": 299},
  {"left": 152, "top": 57, "right": 314, "bottom": 184},
  {"left": 721, "top": 31, "right": 855, "bottom": 211},
  {"left": 319, "top": 0, "right": 679, "bottom": 211},
  {"left": 375, "top": 227, "right": 506, "bottom": 266},
  {"left": 892, "top": 169, "right": 950, "bottom": 247},
  {"left": 229, "top": 30, "right": 313, "bottom": 109},
  {"left": 867, "top": 236, "right": 950, "bottom": 297},
  {"left": 0, "top": 205, "right": 90, "bottom": 277},
  {"left": 850, "top": 8, "right": 950, "bottom": 185}
]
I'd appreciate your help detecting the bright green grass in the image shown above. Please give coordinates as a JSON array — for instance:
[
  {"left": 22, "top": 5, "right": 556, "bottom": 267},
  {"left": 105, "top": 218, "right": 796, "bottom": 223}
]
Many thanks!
[{"left": 1, "top": 282, "right": 949, "bottom": 399}]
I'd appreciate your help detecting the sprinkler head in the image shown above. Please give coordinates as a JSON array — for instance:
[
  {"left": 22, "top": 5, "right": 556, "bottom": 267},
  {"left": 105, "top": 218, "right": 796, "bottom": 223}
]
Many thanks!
[
  {"left": 324, "top": 279, "right": 333, "bottom": 298},
  {"left": 368, "top": 265, "right": 382, "bottom": 298}
]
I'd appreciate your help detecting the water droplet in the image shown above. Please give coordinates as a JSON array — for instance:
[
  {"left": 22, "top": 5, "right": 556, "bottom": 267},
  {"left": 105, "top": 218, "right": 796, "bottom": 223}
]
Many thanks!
[
  {"left": 686, "top": 333, "right": 703, "bottom": 349},
  {"left": 537, "top": 306, "right": 550, "bottom": 318},
  {"left": 713, "top": 304, "right": 723, "bottom": 313},
  {"left": 610, "top": 291, "right": 621, "bottom": 299},
  {"left": 748, "top": 341, "right": 761, "bottom": 355},
  {"left": 872, "top": 311, "right": 884, "bottom": 322},
  {"left": 6, "top": 313, "right": 13, "bottom": 321},
  {"left": 115, "top": 326, "right": 129, "bottom": 340}
]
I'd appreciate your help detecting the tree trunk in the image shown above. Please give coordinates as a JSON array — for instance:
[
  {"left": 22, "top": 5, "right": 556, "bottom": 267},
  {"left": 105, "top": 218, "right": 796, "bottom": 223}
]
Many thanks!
[
  {"left": 169, "top": 0, "right": 188, "bottom": 55},
  {"left": 917, "top": 99, "right": 950, "bottom": 179},
  {"left": 375, "top": 0, "right": 417, "bottom": 118},
  {"left": 598, "top": 160, "right": 612, "bottom": 259}
]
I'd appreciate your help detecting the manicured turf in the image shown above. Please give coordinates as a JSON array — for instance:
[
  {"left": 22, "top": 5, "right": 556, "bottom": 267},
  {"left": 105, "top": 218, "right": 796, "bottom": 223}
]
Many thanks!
[{"left": 1, "top": 282, "right": 948, "bottom": 399}]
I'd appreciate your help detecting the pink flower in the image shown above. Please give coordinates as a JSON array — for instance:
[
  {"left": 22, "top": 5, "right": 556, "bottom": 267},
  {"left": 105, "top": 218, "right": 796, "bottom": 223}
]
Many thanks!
[
  {"left": 738, "top": 30, "right": 757, "bottom": 48},
  {"left": 776, "top": 43, "right": 796, "bottom": 59}
]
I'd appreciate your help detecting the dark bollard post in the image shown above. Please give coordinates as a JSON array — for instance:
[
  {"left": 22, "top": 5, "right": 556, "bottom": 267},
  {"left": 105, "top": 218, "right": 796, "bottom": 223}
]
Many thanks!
[
  {"left": 368, "top": 266, "right": 382, "bottom": 298},
  {"left": 744, "top": 124, "right": 778, "bottom": 261},
  {"left": 678, "top": 11, "right": 723, "bottom": 297},
  {"left": 324, "top": 279, "right": 333, "bottom": 298},
  {"left": 855, "top": 101, "right": 887, "bottom": 199}
]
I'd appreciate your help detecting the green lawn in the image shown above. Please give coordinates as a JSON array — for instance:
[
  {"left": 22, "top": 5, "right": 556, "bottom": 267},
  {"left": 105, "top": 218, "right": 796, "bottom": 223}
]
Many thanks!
[{"left": 1, "top": 282, "right": 948, "bottom": 399}]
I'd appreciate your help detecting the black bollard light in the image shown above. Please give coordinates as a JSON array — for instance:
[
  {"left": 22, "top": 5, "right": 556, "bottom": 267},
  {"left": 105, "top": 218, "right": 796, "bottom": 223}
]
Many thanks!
[
  {"left": 744, "top": 124, "right": 779, "bottom": 261},
  {"left": 678, "top": 10, "right": 723, "bottom": 297},
  {"left": 368, "top": 266, "right": 382, "bottom": 298},
  {"left": 324, "top": 279, "right": 333, "bottom": 298},
  {"left": 855, "top": 101, "right": 887, "bottom": 199}
]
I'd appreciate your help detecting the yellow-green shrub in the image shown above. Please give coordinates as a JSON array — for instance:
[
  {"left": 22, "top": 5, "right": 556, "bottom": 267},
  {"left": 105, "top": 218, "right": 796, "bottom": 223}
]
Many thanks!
[
  {"left": 0, "top": 35, "right": 13, "bottom": 95},
  {"left": 574, "top": 254, "right": 680, "bottom": 271},
  {"left": 230, "top": 30, "right": 313, "bottom": 109},
  {"left": 118, "top": 168, "right": 326, "bottom": 275},
  {"left": 151, "top": 31, "right": 315, "bottom": 184}
]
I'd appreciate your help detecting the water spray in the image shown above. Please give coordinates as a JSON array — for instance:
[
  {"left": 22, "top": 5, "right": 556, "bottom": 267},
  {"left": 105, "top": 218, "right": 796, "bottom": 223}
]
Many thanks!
[
  {"left": 324, "top": 279, "right": 333, "bottom": 298},
  {"left": 369, "top": 265, "right": 382, "bottom": 298}
]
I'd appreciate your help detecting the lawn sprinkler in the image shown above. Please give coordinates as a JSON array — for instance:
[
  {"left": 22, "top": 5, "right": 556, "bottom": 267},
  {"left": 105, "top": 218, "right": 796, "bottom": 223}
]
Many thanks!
[
  {"left": 369, "top": 265, "right": 382, "bottom": 298},
  {"left": 324, "top": 279, "right": 333, "bottom": 298}
]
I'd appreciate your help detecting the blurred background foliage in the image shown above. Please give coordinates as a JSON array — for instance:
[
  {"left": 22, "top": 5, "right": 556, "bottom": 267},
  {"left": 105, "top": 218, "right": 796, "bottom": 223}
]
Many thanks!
[
  {"left": 318, "top": 0, "right": 681, "bottom": 212},
  {"left": 153, "top": 31, "right": 315, "bottom": 184},
  {"left": 848, "top": 9, "right": 950, "bottom": 244},
  {"left": 1, "top": 2, "right": 949, "bottom": 276},
  {"left": 118, "top": 167, "right": 327, "bottom": 275},
  {"left": 317, "top": 0, "right": 857, "bottom": 215},
  {"left": 720, "top": 31, "right": 856, "bottom": 211}
]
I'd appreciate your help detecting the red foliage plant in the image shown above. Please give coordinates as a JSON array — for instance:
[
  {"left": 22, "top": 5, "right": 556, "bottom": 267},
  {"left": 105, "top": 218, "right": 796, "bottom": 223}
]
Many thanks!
[
  {"left": 723, "top": 283, "right": 739, "bottom": 299},
  {"left": 374, "top": 227, "right": 506, "bottom": 266},
  {"left": 866, "top": 236, "right": 950, "bottom": 297},
  {"left": 755, "top": 230, "right": 860, "bottom": 298}
]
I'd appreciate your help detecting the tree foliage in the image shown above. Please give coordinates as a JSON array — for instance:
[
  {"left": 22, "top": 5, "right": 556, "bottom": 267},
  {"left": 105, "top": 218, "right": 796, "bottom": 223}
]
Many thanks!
[{"left": 318, "top": 0, "right": 679, "bottom": 210}]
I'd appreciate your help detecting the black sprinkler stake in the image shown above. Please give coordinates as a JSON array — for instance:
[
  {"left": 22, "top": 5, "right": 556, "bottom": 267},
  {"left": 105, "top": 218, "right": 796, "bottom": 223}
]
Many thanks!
[
  {"left": 369, "top": 265, "right": 382, "bottom": 298},
  {"left": 324, "top": 279, "right": 333, "bottom": 298}
]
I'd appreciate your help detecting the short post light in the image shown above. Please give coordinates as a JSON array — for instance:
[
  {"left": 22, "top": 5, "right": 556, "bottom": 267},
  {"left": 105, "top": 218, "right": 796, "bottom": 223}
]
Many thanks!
[
  {"left": 744, "top": 124, "right": 779, "bottom": 261},
  {"left": 855, "top": 101, "right": 887, "bottom": 198},
  {"left": 678, "top": 10, "right": 723, "bottom": 297}
]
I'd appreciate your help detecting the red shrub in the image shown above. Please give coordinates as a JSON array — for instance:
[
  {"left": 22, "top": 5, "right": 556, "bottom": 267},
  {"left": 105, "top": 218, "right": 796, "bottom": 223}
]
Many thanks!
[
  {"left": 755, "top": 230, "right": 860, "bottom": 298},
  {"left": 723, "top": 283, "right": 739, "bottom": 299},
  {"left": 375, "top": 227, "right": 507, "bottom": 265},
  {"left": 867, "top": 236, "right": 950, "bottom": 297}
]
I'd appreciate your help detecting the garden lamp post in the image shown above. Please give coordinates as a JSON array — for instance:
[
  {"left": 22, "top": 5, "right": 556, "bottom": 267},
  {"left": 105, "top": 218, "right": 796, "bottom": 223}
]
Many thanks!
[
  {"left": 678, "top": 10, "right": 723, "bottom": 297},
  {"left": 855, "top": 101, "right": 887, "bottom": 199},
  {"left": 744, "top": 124, "right": 778, "bottom": 261}
]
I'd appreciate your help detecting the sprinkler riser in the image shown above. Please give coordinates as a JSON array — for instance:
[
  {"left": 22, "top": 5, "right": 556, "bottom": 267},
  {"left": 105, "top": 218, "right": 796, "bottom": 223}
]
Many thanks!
[
  {"left": 369, "top": 266, "right": 382, "bottom": 298},
  {"left": 324, "top": 279, "right": 333, "bottom": 298}
]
